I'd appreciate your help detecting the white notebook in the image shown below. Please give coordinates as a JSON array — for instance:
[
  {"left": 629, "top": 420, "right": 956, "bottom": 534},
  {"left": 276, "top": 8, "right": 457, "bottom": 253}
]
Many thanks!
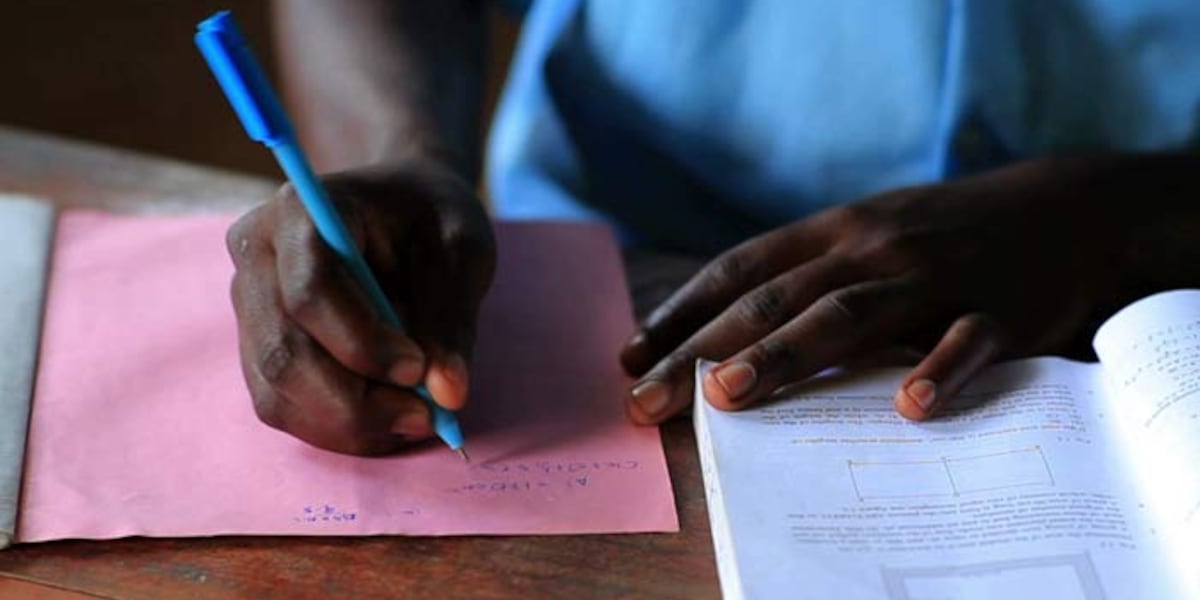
[
  {"left": 695, "top": 290, "right": 1200, "bottom": 600},
  {"left": 0, "top": 195, "right": 54, "bottom": 549}
]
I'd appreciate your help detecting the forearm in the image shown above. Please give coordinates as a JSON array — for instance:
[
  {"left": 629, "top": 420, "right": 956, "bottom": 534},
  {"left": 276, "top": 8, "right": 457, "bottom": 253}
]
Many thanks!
[{"left": 272, "top": 0, "right": 485, "bottom": 182}]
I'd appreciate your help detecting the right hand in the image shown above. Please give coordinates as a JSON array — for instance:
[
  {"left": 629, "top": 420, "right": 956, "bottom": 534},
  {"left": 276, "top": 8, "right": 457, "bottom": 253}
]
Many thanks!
[{"left": 227, "top": 161, "right": 495, "bottom": 455}]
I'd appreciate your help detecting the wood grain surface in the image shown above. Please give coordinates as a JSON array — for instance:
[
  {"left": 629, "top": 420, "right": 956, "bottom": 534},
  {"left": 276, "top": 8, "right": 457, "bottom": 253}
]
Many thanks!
[{"left": 0, "top": 576, "right": 107, "bottom": 600}]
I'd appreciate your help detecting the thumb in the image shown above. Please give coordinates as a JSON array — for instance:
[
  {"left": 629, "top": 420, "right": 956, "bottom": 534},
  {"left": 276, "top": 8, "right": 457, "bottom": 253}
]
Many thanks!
[
  {"left": 894, "top": 313, "right": 1004, "bottom": 420},
  {"left": 401, "top": 221, "right": 493, "bottom": 412},
  {"left": 424, "top": 350, "right": 471, "bottom": 411},
  {"left": 403, "top": 239, "right": 490, "bottom": 412},
  {"left": 413, "top": 300, "right": 480, "bottom": 411}
]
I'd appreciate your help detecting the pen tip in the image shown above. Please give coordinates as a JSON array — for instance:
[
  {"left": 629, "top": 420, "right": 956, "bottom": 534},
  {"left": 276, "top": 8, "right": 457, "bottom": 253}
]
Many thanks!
[{"left": 456, "top": 448, "right": 470, "bottom": 462}]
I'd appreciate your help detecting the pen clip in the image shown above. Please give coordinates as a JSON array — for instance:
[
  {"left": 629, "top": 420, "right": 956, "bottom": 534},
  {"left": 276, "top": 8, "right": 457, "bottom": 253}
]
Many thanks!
[{"left": 195, "top": 11, "right": 294, "bottom": 147}]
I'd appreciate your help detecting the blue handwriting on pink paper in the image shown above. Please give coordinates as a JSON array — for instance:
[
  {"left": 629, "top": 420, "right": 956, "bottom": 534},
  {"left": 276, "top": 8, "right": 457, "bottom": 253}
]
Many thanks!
[
  {"left": 293, "top": 504, "right": 357, "bottom": 524},
  {"left": 448, "top": 459, "right": 641, "bottom": 495}
]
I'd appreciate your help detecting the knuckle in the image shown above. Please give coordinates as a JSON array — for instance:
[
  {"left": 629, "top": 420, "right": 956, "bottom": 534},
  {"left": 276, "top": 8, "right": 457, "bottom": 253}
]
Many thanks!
[
  {"left": 845, "top": 228, "right": 926, "bottom": 275},
  {"left": 272, "top": 184, "right": 318, "bottom": 229},
  {"left": 279, "top": 277, "right": 321, "bottom": 322},
  {"left": 878, "top": 231, "right": 925, "bottom": 268},
  {"left": 819, "top": 289, "right": 868, "bottom": 326},
  {"left": 830, "top": 203, "right": 881, "bottom": 234},
  {"left": 292, "top": 215, "right": 325, "bottom": 253},
  {"left": 340, "top": 337, "right": 390, "bottom": 376},
  {"left": 440, "top": 221, "right": 497, "bottom": 294},
  {"left": 225, "top": 214, "right": 258, "bottom": 265},
  {"left": 278, "top": 254, "right": 333, "bottom": 322},
  {"left": 257, "top": 334, "right": 298, "bottom": 387},
  {"left": 734, "top": 284, "right": 791, "bottom": 329},
  {"left": 827, "top": 202, "right": 930, "bottom": 276},
  {"left": 273, "top": 182, "right": 298, "bottom": 204},
  {"left": 747, "top": 338, "right": 799, "bottom": 371},
  {"left": 274, "top": 204, "right": 325, "bottom": 259},
  {"left": 705, "top": 250, "right": 751, "bottom": 293},
  {"left": 439, "top": 209, "right": 473, "bottom": 250}
]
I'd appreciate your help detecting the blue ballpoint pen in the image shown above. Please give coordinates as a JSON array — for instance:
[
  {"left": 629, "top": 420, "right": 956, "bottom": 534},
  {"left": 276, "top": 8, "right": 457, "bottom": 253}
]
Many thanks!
[{"left": 195, "top": 11, "right": 467, "bottom": 460}]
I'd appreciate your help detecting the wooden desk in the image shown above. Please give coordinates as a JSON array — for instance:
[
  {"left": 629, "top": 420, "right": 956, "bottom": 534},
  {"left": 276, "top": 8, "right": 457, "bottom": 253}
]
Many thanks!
[{"left": 0, "top": 127, "right": 719, "bottom": 599}]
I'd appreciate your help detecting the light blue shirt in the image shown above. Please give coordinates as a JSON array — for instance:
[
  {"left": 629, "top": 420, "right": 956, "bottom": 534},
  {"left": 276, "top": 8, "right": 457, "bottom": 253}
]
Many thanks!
[{"left": 487, "top": 0, "right": 1200, "bottom": 254}]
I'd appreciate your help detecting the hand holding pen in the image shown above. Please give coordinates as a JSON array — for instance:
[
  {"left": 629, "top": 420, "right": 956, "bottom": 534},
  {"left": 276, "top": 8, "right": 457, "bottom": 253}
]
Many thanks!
[{"left": 198, "top": 12, "right": 496, "bottom": 457}]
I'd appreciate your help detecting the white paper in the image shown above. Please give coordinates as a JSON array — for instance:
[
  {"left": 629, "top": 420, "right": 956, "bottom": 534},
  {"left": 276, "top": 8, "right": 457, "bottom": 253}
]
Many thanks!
[
  {"left": 694, "top": 357, "right": 1188, "bottom": 600},
  {"left": 0, "top": 194, "right": 54, "bottom": 549},
  {"left": 1093, "top": 289, "right": 1200, "bottom": 593}
]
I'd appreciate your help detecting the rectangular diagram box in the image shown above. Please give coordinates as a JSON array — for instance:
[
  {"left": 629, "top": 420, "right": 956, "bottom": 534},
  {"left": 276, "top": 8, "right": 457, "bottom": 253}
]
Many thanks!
[{"left": 849, "top": 446, "right": 1054, "bottom": 501}]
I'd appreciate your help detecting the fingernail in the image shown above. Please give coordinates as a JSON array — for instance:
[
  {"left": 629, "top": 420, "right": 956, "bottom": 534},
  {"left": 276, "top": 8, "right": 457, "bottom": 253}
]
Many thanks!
[
  {"left": 391, "top": 408, "right": 432, "bottom": 438},
  {"left": 630, "top": 380, "right": 671, "bottom": 417},
  {"left": 906, "top": 379, "right": 937, "bottom": 411},
  {"left": 444, "top": 354, "right": 469, "bottom": 393},
  {"left": 711, "top": 362, "right": 757, "bottom": 402}
]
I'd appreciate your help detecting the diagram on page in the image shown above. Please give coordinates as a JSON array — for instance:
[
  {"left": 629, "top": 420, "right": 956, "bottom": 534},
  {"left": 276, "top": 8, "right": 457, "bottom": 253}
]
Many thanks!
[
  {"left": 848, "top": 445, "right": 1055, "bottom": 501},
  {"left": 881, "top": 553, "right": 1104, "bottom": 600}
]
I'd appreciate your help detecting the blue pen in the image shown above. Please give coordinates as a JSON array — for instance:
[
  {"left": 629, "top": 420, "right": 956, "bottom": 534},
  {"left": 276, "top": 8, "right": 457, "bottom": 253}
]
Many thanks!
[{"left": 195, "top": 11, "right": 467, "bottom": 460}]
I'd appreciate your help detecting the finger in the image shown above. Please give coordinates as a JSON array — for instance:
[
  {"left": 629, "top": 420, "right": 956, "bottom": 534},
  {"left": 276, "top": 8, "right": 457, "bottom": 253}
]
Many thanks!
[
  {"left": 409, "top": 313, "right": 475, "bottom": 411},
  {"left": 424, "top": 350, "right": 470, "bottom": 411},
  {"left": 401, "top": 216, "right": 494, "bottom": 411},
  {"left": 229, "top": 232, "right": 431, "bottom": 455},
  {"left": 273, "top": 207, "right": 426, "bottom": 387},
  {"left": 226, "top": 204, "right": 274, "bottom": 270},
  {"left": 240, "top": 344, "right": 432, "bottom": 455},
  {"left": 893, "top": 313, "right": 1004, "bottom": 421},
  {"left": 239, "top": 286, "right": 433, "bottom": 454},
  {"left": 624, "top": 255, "right": 862, "bottom": 424},
  {"left": 621, "top": 222, "right": 831, "bottom": 376},
  {"left": 702, "top": 279, "right": 928, "bottom": 410}
]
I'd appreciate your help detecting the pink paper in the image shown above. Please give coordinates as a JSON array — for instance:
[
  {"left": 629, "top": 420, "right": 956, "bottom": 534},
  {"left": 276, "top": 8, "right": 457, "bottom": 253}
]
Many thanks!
[{"left": 18, "top": 212, "right": 677, "bottom": 541}]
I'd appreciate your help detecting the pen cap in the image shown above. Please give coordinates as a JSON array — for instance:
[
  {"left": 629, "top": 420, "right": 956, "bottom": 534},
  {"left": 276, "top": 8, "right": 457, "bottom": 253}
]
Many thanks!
[{"left": 195, "top": 11, "right": 295, "bottom": 147}]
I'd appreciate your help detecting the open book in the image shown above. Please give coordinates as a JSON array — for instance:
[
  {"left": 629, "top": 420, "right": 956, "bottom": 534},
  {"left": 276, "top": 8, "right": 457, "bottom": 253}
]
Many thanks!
[{"left": 695, "top": 290, "right": 1200, "bottom": 600}]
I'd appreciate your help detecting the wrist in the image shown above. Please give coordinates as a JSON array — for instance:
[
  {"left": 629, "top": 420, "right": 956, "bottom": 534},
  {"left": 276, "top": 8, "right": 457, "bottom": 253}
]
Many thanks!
[{"left": 371, "top": 138, "right": 477, "bottom": 186}]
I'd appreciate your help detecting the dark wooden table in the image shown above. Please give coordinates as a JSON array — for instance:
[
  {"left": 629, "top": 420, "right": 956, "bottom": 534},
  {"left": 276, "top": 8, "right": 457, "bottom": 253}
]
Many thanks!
[{"left": 0, "top": 127, "right": 719, "bottom": 599}]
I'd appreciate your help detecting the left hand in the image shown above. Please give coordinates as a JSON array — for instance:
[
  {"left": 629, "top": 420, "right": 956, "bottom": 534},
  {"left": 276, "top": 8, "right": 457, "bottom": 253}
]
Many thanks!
[{"left": 620, "top": 156, "right": 1143, "bottom": 423}]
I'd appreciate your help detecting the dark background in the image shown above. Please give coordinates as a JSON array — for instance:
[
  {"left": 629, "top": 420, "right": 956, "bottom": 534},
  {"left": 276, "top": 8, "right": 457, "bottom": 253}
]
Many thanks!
[{"left": 0, "top": 0, "right": 518, "bottom": 179}]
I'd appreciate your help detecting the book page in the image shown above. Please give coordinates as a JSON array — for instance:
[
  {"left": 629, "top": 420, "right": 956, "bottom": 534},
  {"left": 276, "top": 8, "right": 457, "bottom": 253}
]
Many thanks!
[
  {"left": 1093, "top": 289, "right": 1200, "bottom": 591},
  {"left": 18, "top": 211, "right": 677, "bottom": 542},
  {"left": 695, "top": 358, "right": 1187, "bottom": 600}
]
